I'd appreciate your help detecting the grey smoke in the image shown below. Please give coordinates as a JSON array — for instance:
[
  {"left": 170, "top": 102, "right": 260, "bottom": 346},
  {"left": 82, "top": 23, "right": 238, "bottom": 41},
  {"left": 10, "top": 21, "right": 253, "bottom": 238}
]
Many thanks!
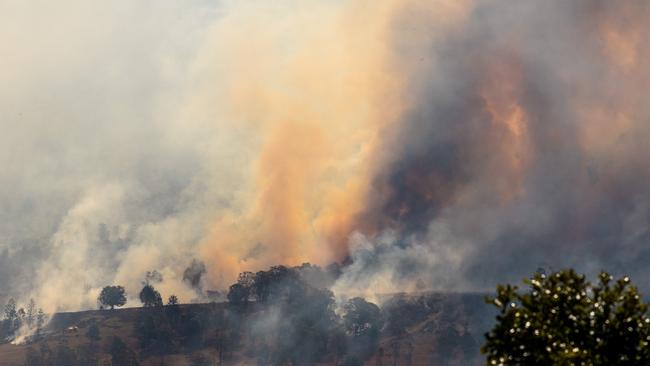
[
  {"left": 336, "top": 0, "right": 650, "bottom": 294},
  {"left": 2, "top": 0, "right": 650, "bottom": 314},
  {"left": 183, "top": 260, "right": 207, "bottom": 290}
]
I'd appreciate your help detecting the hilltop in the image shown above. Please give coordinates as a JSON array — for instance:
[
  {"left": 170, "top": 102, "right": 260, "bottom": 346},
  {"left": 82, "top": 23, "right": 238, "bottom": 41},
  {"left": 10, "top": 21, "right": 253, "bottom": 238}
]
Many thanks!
[{"left": 0, "top": 292, "right": 493, "bottom": 366}]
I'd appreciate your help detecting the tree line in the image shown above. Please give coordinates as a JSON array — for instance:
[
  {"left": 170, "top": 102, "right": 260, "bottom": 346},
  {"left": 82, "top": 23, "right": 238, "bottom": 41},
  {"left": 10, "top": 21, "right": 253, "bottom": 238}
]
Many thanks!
[
  {"left": 13, "top": 264, "right": 650, "bottom": 365},
  {"left": 1, "top": 298, "right": 46, "bottom": 342}
]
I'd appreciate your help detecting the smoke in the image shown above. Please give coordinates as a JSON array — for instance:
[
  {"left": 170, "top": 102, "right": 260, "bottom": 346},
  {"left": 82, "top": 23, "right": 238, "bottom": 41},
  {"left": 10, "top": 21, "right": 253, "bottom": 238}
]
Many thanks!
[
  {"left": 183, "top": 260, "right": 207, "bottom": 291},
  {"left": 336, "top": 0, "right": 650, "bottom": 293},
  {"left": 1, "top": 0, "right": 650, "bottom": 313}
]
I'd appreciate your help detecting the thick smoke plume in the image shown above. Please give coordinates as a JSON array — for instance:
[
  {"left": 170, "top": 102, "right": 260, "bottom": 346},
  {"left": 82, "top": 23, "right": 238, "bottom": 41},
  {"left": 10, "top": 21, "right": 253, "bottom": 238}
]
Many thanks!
[{"left": 1, "top": 0, "right": 650, "bottom": 312}]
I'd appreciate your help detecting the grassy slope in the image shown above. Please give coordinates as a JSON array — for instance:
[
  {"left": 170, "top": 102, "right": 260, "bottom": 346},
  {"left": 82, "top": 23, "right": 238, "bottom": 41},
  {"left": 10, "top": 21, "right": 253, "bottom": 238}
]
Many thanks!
[{"left": 0, "top": 294, "right": 492, "bottom": 366}]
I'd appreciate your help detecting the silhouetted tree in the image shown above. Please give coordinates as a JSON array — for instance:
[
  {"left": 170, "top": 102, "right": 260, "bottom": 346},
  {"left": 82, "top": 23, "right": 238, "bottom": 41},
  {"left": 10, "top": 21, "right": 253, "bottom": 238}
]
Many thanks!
[
  {"left": 237, "top": 271, "right": 256, "bottom": 292},
  {"left": 167, "top": 295, "right": 178, "bottom": 306},
  {"left": 227, "top": 283, "right": 249, "bottom": 308},
  {"left": 241, "top": 265, "right": 341, "bottom": 365},
  {"left": 165, "top": 295, "right": 181, "bottom": 325},
  {"left": 26, "top": 298, "right": 36, "bottom": 329},
  {"left": 4, "top": 298, "right": 17, "bottom": 333},
  {"left": 36, "top": 308, "right": 46, "bottom": 335},
  {"left": 343, "top": 297, "right": 384, "bottom": 360},
  {"left": 140, "top": 284, "right": 163, "bottom": 307},
  {"left": 98, "top": 285, "right": 127, "bottom": 310},
  {"left": 483, "top": 269, "right": 650, "bottom": 365},
  {"left": 252, "top": 265, "right": 304, "bottom": 304}
]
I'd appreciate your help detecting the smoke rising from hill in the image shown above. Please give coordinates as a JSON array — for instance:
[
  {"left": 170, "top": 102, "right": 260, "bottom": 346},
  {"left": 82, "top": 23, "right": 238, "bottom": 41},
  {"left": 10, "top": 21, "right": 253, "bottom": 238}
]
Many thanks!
[{"left": 1, "top": 0, "right": 650, "bottom": 311}]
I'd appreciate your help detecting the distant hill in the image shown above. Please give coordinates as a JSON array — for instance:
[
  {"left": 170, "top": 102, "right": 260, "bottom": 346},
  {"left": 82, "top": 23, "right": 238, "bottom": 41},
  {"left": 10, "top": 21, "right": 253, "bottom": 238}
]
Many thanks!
[{"left": 0, "top": 293, "right": 494, "bottom": 366}]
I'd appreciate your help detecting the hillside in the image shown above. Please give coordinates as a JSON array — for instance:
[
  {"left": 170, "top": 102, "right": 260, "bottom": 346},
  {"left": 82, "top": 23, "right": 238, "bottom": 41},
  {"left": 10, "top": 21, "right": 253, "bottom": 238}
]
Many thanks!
[{"left": 0, "top": 293, "right": 493, "bottom": 366}]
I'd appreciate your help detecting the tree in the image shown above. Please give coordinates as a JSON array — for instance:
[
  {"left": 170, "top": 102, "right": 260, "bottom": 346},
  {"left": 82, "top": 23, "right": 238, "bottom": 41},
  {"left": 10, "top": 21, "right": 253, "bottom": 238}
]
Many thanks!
[
  {"left": 4, "top": 298, "right": 17, "bottom": 323},
  {"left": 343, "top": 297, "right": 384, "bottom": 360},
  {"left": 167, "top": 295, "right": 178, "bottom": 306},
  {"left": 483, "top": 269, "right": 650, "bottom": 365},
  {"left": 165, "top": 295, "right": 181, "bottom": 323},
  {"left": 228, "top": 265, "right": 342, "bottom": 365},
  {"left": 36, "top": 308, "right": 46, "bottom": 335},
  {"left": 26, "top": 298, "right": 36, "bottom": 329},
  {"left": 98, "top": 285, "right": 127, "bottom": 310},
  {"left": 140, "top": 284, "right": 163, "bottom": 307},
  {"left": 16, "top": 307, "right": 25, "bottom": 329},
  {"left": 227, "top": 283, "right": 249, "bottom": 307}
]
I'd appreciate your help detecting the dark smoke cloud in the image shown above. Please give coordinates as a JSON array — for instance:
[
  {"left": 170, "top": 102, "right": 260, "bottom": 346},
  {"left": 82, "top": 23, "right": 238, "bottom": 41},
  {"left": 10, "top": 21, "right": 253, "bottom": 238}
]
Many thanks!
[
  {"left": 336, "top": 0, "right": 650, "bottom": 294},
  {"left": 183, "top": 260, "right": 207, "bottom": 290}
]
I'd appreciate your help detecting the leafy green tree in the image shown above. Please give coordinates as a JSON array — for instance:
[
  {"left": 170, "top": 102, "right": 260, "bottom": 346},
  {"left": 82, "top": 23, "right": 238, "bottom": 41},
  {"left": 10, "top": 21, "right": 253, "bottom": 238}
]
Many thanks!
[
  {"left": 483, "top": 269, "right": 650, "bottom": 365},
  {"left": 98, "top": 285, "right": 127, "bottom": 310},
  {"left": 139, "top": 284, "right": 163, "bottom": 307}
]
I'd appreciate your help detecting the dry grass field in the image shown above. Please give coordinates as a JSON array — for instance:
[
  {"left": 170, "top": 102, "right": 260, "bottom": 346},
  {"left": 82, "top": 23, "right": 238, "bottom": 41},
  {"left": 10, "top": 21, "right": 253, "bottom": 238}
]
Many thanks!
[{"left": 0, "top": 294, "right": 491, "bottom": 366}]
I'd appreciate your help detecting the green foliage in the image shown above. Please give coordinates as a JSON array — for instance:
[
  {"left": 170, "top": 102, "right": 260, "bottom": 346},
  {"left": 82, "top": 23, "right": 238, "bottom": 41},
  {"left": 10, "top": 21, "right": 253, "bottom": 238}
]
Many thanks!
[
  {"left": 483, "top": 269, "right": 650, "bottom": 365},
  {"left": 98, "top": 285, "right": 127, "bottom": 310}
]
